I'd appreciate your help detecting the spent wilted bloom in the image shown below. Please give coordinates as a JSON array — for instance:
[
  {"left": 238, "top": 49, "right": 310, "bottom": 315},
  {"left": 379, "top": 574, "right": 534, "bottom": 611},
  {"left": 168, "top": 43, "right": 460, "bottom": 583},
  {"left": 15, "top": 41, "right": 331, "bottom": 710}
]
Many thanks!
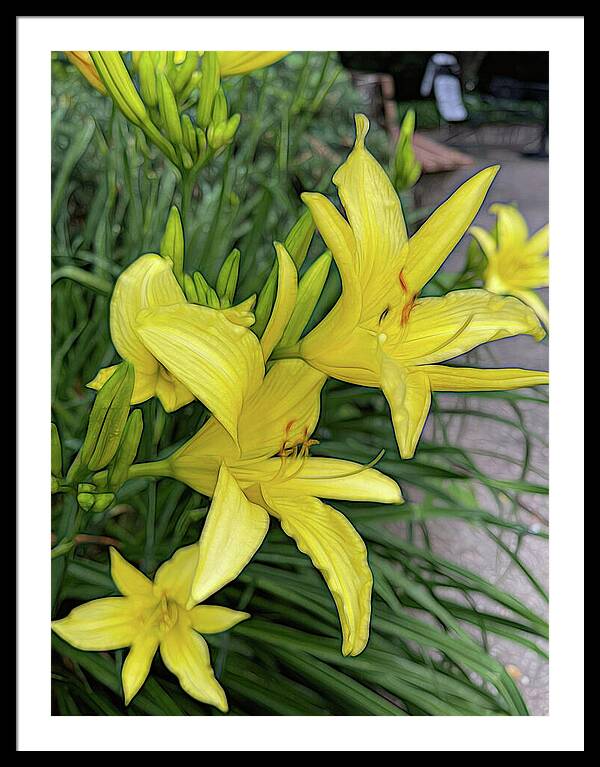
[
  {"left": 470, "top": 203, "right": 549, "bottom": 327},
  {"left": 52, "top": 466, "right": 256, "bottom": 710},
  {"left": 134, "top": 359, "right": 403, "bottom": 657},
  {"left": 294, "top": 114, "right": 549, "bottom": 459}
]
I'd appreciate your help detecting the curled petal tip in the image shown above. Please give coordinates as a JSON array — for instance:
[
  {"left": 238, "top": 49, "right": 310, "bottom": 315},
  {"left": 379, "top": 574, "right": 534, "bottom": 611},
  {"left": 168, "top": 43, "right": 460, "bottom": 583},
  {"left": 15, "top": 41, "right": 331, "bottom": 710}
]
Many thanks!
[{"left": 354, "top": 113, "right": 370, "bottom": 146}]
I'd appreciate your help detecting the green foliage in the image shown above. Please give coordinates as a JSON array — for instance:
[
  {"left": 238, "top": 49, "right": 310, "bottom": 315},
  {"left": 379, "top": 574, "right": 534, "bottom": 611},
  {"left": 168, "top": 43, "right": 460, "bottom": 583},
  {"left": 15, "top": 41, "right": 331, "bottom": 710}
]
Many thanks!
[{"left": 51, "top": 52, "right": 548, "bottom": 716}]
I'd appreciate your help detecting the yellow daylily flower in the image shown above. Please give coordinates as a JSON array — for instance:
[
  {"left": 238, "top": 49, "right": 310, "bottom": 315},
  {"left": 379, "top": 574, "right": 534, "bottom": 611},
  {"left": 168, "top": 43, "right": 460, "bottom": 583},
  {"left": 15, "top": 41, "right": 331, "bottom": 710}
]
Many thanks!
[
  {"left": 88, "top": 253, "right": 264, "bottom": 444},
  {"left": 64, "top": 51, "right": 106, "bottom": 94},
  {"left": 295, "top": 114, "right": 549, "bottom": 459},
  {"left": 137, "top": 358, "right": 403, "bottom": 657},
  {"left": 52, "top": 468, "right": 255, "bottom": 710},
  {"left": 216, "top": 51, "right": 289, "bottom": 77},
  {"left": 470, "top": 203, "right": 549, "bottom": 327}
]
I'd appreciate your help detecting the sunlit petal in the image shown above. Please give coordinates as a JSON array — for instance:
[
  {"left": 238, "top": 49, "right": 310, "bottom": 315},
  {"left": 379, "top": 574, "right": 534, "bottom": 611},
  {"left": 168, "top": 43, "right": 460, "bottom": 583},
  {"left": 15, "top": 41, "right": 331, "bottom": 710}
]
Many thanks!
[
  {"left": 122, "top": 631, "right": 160, "bottom": 705},
  {"left": 51, "top": 597, "right": 140, "bottom": 651},
  {"left": 396, "top": 289, "right": 545, "bottom": 365},
  {"left": 109, "top": 547, "right": 153, "bottom": 597},
  {"left": 260, "top": 242, "right": 298, "bottom": 361},
  {"left": 262, "top": 488, "right": 373, "bottom": 656},
  {"left": 190, "top": 464, "right": 269, "bottom": 605},
  {"left": 160, "top": 624, "right": 228, "bottom": 711},
  {"left": 189, "top": 605, "right": 250, "bottom": 634},
  {"left": 404, "top": 166, "right": 498, "bottom": 293},
  {"left": 422, "top": 364, "right": 549, "bottom": 391},
  {"left": 380, "top": 359, "right": 432, "bottom": 459}
]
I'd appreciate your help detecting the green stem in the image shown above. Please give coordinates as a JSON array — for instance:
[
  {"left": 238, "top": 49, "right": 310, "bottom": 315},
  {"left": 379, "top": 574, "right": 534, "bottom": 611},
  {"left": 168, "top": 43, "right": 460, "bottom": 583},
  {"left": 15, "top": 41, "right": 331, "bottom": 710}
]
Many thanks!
[{"left": 128, "top": 458, "right": 173, "bottom": 480}]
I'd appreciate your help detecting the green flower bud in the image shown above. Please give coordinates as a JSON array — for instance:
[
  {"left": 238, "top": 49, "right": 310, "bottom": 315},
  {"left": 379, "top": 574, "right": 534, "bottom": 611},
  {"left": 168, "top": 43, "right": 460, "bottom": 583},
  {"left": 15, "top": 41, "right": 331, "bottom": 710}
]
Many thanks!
[
  {"left": 51, "top": 422, "right": 62, "bottom": 477},
  {"left": 77, "top": 492, "right": 95, "bottom": 512},
  {"left": 393, "top": 108, "right": 421, "bottom": 192},
  {"left": 157, "top": 71, "right": 183, "bottom": 145},
  {"left": 254, "top": 210, "right": 315, "bottom": 335},
  {"left": 184, "top": 273, "right": 199, "bottom": 303},
  {"left": 160, "top": 206, "right": 185, "bottom": 285},
  {"left": 211, "top": 88, "right": 228, "bottom": 126},
  {"left": 91, "top": 493, "right": 116, "bottom": 514},
  {"left": 222, "top": 113, "right": 241, "bottom": 143},
  {"left": 138, "top": 51, "right": 158, "bottom": 107},
  {"left": 107, "top": 409, "right": 143, "bottom": 492},
  {"left": 197, "top": 51, "right": 220, "bottom": 129},
  {"left": 79, "top": 362, "right": 135, "bottom": 472},
  {"left": 216, "top": 249, "right": 240, "bottom": 305}
]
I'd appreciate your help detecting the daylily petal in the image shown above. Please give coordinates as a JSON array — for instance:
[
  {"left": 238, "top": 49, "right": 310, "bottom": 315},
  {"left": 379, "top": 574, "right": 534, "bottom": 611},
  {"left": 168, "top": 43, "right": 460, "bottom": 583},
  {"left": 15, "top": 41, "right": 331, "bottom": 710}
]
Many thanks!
[
  {"left": 154, "top": 369, "right": 196, "bottom": 412},
  {"left": 422, "top": 364, "right": 549, "bottom": 391},
  {"left": 490, "top": 203, "right": 529, "bottom": 247},
  {"left": 217, "top": 51, "right": 288, "bottom": 77},
  {"left": 469, "top": 225, "right": 498, "bottom": 261},
  {"left": 154, "top": 544, "right": 198, "bottom": 606},
  {"left": 103, "top": 253, "right": 191, "bottom": 407},
  {"left": 267, "top": 457, "right": 403, "bottom": 504},
  {"left": 303, "top": 324, "right": 380, "bottom": 387},
  {"left": 381, "top": 359, "right": 432, "bottom": 459},
  {"left": 109, "top": 547, "right": 153, "bottom": 597},
  {"left": 189, "top": 605, "right": 250, "bottom": 634},
  {"left": 51, "top": 597, "right": 140, "bottom": 651},
  {"left": 522, "top": 225, "right": 549, "bottom": 261},
  {"left": 190, "top": 464, "right": 270, "bottom": 605},
  {"left": 260, "top": 242, "right": 298, "bottom": 361},
  {"left": 262, "top": 489, "right": 373, "bottom": 657},
  {"left": 299, "top": 192, "right": 362, "bottom": 326},
  {"left": 136, "top": 303, "right": 264, "bottom": 444},
  {"left": 160, "top": 624, "right": 228, "bottom": 711},
  {"left": 404, "top": 166, "right": 499, "bottom": 294},
  {"left": 170, "top": 359, "right": 326, "bottom": 482},
  {"left": 122, "top": 631, "right": 160, "bottom": 705},
  {"left": 333, "top": 114, "right": 408, "bottom": 319},
  {"left": 396, "top": 289, "right": 545, "bottom": 366},
  {"left": 512, "top": 288, "right": 549, "bottom": 327}
]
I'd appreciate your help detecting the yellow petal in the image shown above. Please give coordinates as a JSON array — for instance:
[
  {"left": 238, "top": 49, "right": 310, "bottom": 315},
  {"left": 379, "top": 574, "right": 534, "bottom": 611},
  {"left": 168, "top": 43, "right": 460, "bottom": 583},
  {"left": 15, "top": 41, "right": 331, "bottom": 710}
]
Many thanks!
[
  {"left": 469, "top": 225, "right": 498, "bottom": 261},
  {"left": 87, "top": 364, "right": 159, "bottom": 406},
  {"left": 260, "top": 242, "right": 298, "bottom": 361},
  {"left": 109, "top": 547, "right": 153, "bottom": 597},
  {"left": 51, "top": 597, "right": 140, "bottom": 651},
  {"left": 333, "top": 114, "right": 408, "bottom": 319},
  {"left": 262, "top": 489, "right": 373, "bottom": 656},
  {"left": 303, "top": 323, "right": 380, "bottom": 387},
  {"left": 190, "top": 464, "right": 269, "bottom": 606},
  {"left": 380, "top": 359, "right": 432, "bottom": 459},
  {"left": 154, "top": 544, "right": 198, "bottom": 606},
  {"left": 404, "top": 166, "right": 499, "bottom": 293},
  {"left": 65, "top": 51, "right": 107, "bottom": 94},
  {"left": 217, "top": 51, "right": 288, "bottom": 77},
  {"left": 136, "top": 303, "right": 264, "bottom": 445},
  {"left": 160, "top": 624, "right": 228, "bottom": 711},
  {"left": 512, "top": 289, "right": 549, "bottom": 327},
  {"left": 300, "top": 192, "right": 360, "bottom": 327},
  {"left": 422, "top": 364, "right": 549, "bottom": 391},
  {"left": 490, "top": 203, "right": 529, "bottom": 247},
  {"left": 268, "top": 456, "right": 403, "bottom": 504},
  {"left": 523, "top": 225, "right": 549, "bottom": 261},
  {"left": 172, "top": 359, "right": 326, "bottom": 470},
  {"left": 107, "top": 253, "right": 190, "bottom": 407},
  {"left": 396, "top": 289, "right": 546, "bottom": 366},
  {"left": 122, "top": 631, "right": 160, "bottom": 705},
  {"left": 154, "top": 369, "right": 196, "bottom": 412},
  {"left": 189, "top": 605, "right": 250, "bottom": 634}
]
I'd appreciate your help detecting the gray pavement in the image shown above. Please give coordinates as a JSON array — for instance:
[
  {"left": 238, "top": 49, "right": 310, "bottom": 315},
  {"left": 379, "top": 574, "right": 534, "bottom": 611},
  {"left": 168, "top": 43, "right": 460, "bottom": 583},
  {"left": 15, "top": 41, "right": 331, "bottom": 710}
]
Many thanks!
[{"left": 414, "top": 125, "right": 549, "bottom": 715}]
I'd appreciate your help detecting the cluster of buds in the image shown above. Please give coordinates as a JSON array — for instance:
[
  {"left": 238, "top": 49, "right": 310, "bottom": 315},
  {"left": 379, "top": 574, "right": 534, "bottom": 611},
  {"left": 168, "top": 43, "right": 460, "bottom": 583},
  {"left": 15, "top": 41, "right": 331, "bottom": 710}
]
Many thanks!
[
  {"left": 66, "top": 51, "right": 288, "bottom": 175},
  {"left": 392, "top": 108, "right": 422, "bottom": 193},
  {"left": 54, "top": 361, "right": 143, "bottom": 514},
  {"left": 87, "top": 50, "right": 236, "bottom": 174}
]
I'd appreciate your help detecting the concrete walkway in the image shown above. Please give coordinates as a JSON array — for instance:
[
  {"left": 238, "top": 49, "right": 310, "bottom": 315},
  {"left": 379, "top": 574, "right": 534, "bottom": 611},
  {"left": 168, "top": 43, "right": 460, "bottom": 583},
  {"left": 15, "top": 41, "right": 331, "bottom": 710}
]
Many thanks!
[{"left": 414, "top": 125, "right": 549, "bottom": 715}]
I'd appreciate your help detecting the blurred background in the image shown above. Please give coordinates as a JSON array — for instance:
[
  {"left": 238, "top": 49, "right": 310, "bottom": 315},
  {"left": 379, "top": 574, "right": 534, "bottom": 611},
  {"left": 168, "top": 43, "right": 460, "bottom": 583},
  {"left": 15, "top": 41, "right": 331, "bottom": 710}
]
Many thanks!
[{"left": 51, "top": 51, "right": 549, "bottom": 716}]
